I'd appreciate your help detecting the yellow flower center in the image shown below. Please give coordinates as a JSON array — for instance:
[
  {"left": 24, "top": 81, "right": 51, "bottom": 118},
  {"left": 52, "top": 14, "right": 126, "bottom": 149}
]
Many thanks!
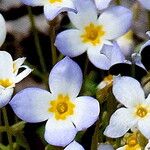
[
  {"left": 136, "top": 106, "right": 148, "bottom": 118},
  {"left": 125, "top": 136, "right": 141, "bottom": 150},
  {"left": 48, "top": 0, "right": 62, "bottom": 4},
  {"left": 0, "top": 79, "right": 13, "bottom": 88},
  {"left": 81, "top": 23, "right": 105, "bottom": 46},
  {"left": 48, "top": 94, "right": 75, "bottom": 120},
  {"left": 104, "top": 75, "right": 113, "bottom": 85}
]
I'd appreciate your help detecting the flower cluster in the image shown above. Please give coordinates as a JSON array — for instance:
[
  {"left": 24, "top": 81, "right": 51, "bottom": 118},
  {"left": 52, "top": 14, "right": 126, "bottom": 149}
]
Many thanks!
[{"left": 1, "top": 0, "right": 150, "bottom": 149}]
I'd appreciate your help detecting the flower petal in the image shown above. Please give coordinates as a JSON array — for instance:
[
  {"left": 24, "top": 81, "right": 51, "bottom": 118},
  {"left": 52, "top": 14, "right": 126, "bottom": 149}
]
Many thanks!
[
  {"left": 0, "top": 14, "right": 6, "bottom": 47},
  {"left": 101, "top": 42, "right": 125, "bottom": 67},
  {"left": 44, "top": 118, "right": 77, "bottom": 147},
  {"left": 87, "top": 46, "right": 111, "bottom": 70},
  {"left": 98, "top": 144, "right": 114, "bottom": 150},
  {"left": 19, "top": 0, "right": 45, "bottom": 6},
  {"left": 104, "top": 108, "right": 137, "bottom": 138},
  {"left": 138, "top": 117, "right": 150, "bottom": 139},
  {"left": 68, "top": 0, "right": 97, "bottom": 29},
  {"left": 44, "top": 0, "right": 76, "bottom": 21},
  {"left": 98, "top": 6, "right": 132, "bottom": 40},
  {"left": 64, "top": 141, "right": 84, "bottom": 150},
  {"left": 0, "top": 51, "right": 13, "bottom": 79},
  {"left": 113, "top": 76, "right": 145, "bottom": 108},
  {"left": 71, "top": 96, "right": 100, "bottom": 131},
  {"left": 49, "top": 57, "right": 83, "bottom": 98},
  {"left": 10, "top": 88, "right": 52, "bottom": 123},
  {"left": 138, "top": 0, "right": 150, "bottom": 10},
  {"left": 55, "top": 29, "right": 87, "bottom": 57},
  {"left": 13, "top": 57, "right": 26, "bottom": 75},
  {"left": 95, "top": 0, "right": 112, "bottom": 10},
  {"left": 15, "top": 65, "right": 32, "bottom": 83},
  {"left": 0, "top": 88, "right": 14, "bottom": 108}
]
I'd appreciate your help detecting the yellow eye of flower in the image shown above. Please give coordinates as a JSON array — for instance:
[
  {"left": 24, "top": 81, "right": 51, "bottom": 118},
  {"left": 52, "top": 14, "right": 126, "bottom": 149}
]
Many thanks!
[
  {"left": 49, "top": 0, "right": 62, "bottom": 4},
  {"left": 48, "top": 94, "right": 75, "bottom": 120},
  {"left": 81, "top": 23, "right": 105, "bottom": 46},
  {"left": 0, "top": 79, "right": 13, "bottom": 88},
  {"left": 136, "top": 106, "right": 148, "bottom": 118},
  {"left": 125, "top": 135, "right": 141, "bottom": 150},
  {"left": 104, "top": 75, "right": 113, "bottom": 85}
]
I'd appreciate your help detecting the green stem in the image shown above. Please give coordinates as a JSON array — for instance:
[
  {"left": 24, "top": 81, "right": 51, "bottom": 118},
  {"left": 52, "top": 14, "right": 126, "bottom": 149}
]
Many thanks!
[
  {"left": 27, "top": 7, "right": 47, "bottom": 74},
  {"left": 49, "top": 25, "right": 57, "bottom": 65},
  {"left": 115, "top": 0, "right": 121, "bottom": 5},
  {"left": 2, "top": 108, "right": 13, "bottom": 150}
]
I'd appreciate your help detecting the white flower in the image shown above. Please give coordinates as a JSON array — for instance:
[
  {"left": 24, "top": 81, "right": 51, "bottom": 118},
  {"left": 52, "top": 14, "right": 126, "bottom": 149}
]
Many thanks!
[
  {"left": 0, "top": 51, "right": 32, "bottom": 108},
  {"left": 64, "top": 141, "right": 84, "bottom": 150},
  {"left": 116, "top": 131, "right": 142, "bottom": 150},
  {"left": 104, "top": 76, "right": 150, "bottom": 139},
  {"left": 55, "top": 0, "right": 132, "bottom": 70},
  {"left": 10, "top": 57, "right": 100, "bottom": 147},
  {"left": 20, "top": 0, "right": 76, "bottom": 20},
  {"left": 0, "top": 14, "right": 6, "bottom": 47}
]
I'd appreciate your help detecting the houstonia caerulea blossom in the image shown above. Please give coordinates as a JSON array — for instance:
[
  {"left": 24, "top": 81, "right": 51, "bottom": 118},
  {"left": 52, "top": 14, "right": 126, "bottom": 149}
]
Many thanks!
[
  {"left": 55, "top": 0, "right": 132, "bottom": 70},
  {"left": 10, "top": 57, "right": 100, "bottom": 147},
  {"left": 104, "top": 76, "right": 150, "bottom": 139},
  {"left": 0, "top": 14, "right": 6, "bottom": 47},
  {"left": 19, "top": 0, "right": 76, "bottom": 20},
  {"left": 0, "top": 51, "right": 32, "bottom": 108},
  {"left": 116, "top": 131, "right": 142, "bottom": 150},
  {"left": 64, "top": 141, "right": 84, "bottom": 150}
]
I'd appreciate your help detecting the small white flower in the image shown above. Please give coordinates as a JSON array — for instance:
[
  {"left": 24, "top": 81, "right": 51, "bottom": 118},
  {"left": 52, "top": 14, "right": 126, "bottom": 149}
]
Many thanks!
[
  {"left": 0, "top": 51, "right": 32, "bottom": 108},
  {"left": 20, "top": 0, "right": 76, "bottom": 20},
  {"left": 55, "top": 0, "right": 132, "bottom": 70},
  {"left": 10, "top": 57, "right": 100, "bottom": 147},
  {"left": 64, "top": 141, "right": 84, "bottom": 150},
  {"left": 0, "top": 14, "right": 6, "bottom": 47},
  {"left": 104, "top": 76, "right": 150, "bottom": 139}
]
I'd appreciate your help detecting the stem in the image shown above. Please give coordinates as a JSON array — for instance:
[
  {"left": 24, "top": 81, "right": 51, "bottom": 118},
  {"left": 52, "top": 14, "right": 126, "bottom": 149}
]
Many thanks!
[
  {"left": 115, "top": 0, "right": 121, "bottom": 5},
  {"left": 2, "top": 108, "right": 13, "bottom": 150},
  {"left": 27, "top": 7, "right": 47, "bottom": 73},
  {"left": 84, "top": 58, "right": 89, "bottom": 77},
  {"left": 49, "top": 25, "right": 57, "bottom": 65}
]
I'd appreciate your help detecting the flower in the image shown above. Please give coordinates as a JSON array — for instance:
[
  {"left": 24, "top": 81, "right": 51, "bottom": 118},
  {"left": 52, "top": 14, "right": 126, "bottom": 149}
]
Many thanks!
[
  {"left": 19, "top": 0, "right": 76, "bottom": 20},
  {"left": 64, "top": 141, "right": 84, "bottom": 150},
  {"left": 104, "top": 76, "right": 150, "bottom": 139},
  {"left": 0, "top": 51, "right": 32, "bottom": 108},
  {"left": 116, "top": 132, "right": 142, "bottom": 150},
  {"left": 55, "top": 0, "right": 132, "bottom": 70},
  {"left": 0, "top": 14, "right": 6, "bottom": 47},
  {"left": 10, "top": 57, "right": 100, "bottom": 147}
]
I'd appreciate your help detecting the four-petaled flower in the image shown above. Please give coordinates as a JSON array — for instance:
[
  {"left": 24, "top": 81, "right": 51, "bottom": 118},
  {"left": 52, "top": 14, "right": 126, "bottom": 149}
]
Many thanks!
[
  {"left": 104, "top": 76, "right": 150, "bottom": 139},
  {"left": 55, "top": 0, "right": 132, "bottom": 70},
  {"left": 10, "top": 57, "right": 100, "bottom": 147},
  {"left": 20, "top": 0, "right": 76, "bottom": 20},
  {"left": 0, "top": 51, "right": 32, "bottom": 108}
]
